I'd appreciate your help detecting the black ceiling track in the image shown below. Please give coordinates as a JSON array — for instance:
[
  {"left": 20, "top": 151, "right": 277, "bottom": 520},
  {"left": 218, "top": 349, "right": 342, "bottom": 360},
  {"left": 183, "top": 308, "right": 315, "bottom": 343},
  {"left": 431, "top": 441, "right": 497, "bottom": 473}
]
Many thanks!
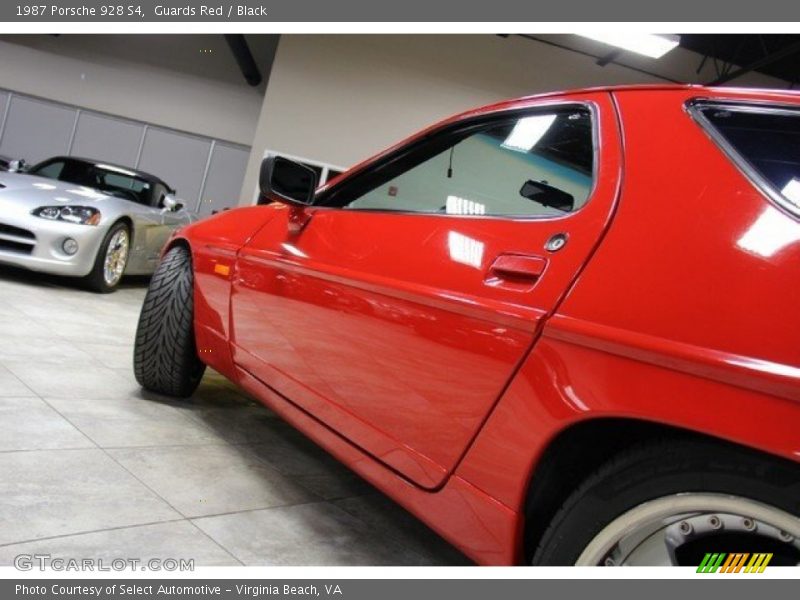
[{"left": 224, "top": 34, "right": 262, "bottom": 87}]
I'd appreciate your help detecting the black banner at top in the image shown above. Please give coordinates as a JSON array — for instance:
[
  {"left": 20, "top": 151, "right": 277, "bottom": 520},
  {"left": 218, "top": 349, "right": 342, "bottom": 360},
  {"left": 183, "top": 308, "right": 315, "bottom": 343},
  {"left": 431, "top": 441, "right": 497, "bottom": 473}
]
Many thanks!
[{"left": 0, "top": 0, "right": 799, "bottom": 22}]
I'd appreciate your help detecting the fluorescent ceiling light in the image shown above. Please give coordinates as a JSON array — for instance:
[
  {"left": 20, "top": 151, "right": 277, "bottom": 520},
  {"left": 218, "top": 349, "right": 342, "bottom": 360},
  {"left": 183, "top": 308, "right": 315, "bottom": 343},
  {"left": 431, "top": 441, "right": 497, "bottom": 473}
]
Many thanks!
[
  {"left": 579, "top": 33, "right": 680, "bottom": 59},
  {"left": 502, "top": 115, "right": 557, "bottom": 153},
  {"left": 781, "top": 178, "right": 800, "bottom": 206}
]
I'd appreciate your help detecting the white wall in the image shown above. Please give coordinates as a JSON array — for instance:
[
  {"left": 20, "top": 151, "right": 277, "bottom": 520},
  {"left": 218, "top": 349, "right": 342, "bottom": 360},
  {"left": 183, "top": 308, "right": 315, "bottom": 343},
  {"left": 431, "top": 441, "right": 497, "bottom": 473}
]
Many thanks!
[
  {"left": 0, "top": 36, "right": 265, "bottom": 145},
  {"left": 240, "top": 34, "right": 787, "bottom": 204}
]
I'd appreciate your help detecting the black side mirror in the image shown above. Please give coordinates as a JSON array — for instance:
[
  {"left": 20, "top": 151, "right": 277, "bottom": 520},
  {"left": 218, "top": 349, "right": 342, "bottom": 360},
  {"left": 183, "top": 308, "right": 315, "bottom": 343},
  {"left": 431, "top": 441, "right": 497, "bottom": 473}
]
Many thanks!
[
  {"left": 260, "top": 156, "right": 318, "bottom": 206},
  {"left": 519, "top": 179, "right": 574, "bottom": 212}
]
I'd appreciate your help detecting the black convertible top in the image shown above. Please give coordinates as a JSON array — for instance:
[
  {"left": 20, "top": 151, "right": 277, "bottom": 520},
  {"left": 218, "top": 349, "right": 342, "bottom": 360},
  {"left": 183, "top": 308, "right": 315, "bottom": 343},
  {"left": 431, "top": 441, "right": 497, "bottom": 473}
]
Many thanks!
[{"left": 33, "top": 156, "right": 175, "bottom": 193}]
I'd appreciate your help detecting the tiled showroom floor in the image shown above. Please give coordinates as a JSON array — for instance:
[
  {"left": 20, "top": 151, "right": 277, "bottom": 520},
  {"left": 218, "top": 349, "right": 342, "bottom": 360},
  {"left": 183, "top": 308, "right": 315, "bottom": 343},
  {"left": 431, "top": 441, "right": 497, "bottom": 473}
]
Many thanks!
[{"left": 0, "top": 265, "right": 470, "bottom": 566}]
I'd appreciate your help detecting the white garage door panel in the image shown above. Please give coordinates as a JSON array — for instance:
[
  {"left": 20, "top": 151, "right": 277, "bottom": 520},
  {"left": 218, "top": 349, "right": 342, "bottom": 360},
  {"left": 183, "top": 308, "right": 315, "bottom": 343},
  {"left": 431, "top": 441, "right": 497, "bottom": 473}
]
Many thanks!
[
  {"left": 137, "top": 128, "right": 212, "bottom": 210},
  {"left": 0, "top": 89, "right": 251, "bottom": 213},
  {"left": 71, "top": 112, "right": 144, "bottom": 168},
  {"left": 0, "top": 92, "right": 9, "bottom": 140},
  {"left": 0, "top": 96, "right": 76, "bottom": 163},
  {"left": 199, "top": 143, "right": 250, "bottom": 216}
]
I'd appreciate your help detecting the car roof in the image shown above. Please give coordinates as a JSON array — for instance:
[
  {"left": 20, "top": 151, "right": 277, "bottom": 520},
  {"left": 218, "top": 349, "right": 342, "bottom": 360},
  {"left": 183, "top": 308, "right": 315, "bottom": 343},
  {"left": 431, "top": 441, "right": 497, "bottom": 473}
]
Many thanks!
[
  {"left": 527, "top": 83, "right": 800, "bottom": 99},
  {"left": 469, "top": 83, "right": 800, "bottom": 116},
  {"left": 38, "top": 156, "right": 174, "bottom": 192},
  {"left": 317, "top": 83, "right": 800, "bottom": 196}
]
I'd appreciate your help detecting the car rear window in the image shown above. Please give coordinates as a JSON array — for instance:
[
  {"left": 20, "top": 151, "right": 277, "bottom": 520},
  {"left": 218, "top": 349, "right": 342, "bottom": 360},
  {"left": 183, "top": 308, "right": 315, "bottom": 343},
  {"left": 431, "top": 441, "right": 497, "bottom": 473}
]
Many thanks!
[{"left": 694, "top": 103, "right": 800, "bottom": 214}]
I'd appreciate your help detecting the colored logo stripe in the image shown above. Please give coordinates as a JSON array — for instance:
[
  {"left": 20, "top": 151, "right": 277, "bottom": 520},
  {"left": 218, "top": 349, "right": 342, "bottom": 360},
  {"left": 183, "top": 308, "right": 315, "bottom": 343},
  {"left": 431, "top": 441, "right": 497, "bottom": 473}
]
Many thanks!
[
  {"left": 697, "top": 553, "right": 772, "bottom": 573},
  {"left": 745, "top": 553, "right": 773, "bottom": 573},
  {"left": 697, "top": 553, "right": 726, "bottom": 573}
]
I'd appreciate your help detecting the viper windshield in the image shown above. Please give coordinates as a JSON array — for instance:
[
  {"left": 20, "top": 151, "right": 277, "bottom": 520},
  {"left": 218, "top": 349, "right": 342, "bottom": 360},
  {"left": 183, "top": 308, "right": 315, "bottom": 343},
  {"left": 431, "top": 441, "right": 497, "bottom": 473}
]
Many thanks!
[{"left": 28, "top": 158, "right": 153, "bottom": 206}]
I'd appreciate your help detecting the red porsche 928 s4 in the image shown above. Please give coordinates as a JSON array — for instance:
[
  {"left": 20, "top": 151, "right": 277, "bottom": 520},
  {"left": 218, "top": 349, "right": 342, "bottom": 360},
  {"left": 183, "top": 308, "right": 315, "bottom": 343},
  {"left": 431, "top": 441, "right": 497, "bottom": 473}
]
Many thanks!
[{"left": 133, "top": 85, "right": 800, "bottom": 566}]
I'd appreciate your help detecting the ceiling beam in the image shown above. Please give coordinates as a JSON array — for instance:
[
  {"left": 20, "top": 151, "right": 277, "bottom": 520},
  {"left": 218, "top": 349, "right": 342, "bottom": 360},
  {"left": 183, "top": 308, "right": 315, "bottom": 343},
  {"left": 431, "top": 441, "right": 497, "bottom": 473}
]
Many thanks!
[
  {"left": 224, "top": 34, "right": 262, "bottom": 87},
  {"left": 707, "top": 40, "right": 800, "bottom": 85},
  {"left": 596, "top": 50, "right": 621, "bottom": 67}
]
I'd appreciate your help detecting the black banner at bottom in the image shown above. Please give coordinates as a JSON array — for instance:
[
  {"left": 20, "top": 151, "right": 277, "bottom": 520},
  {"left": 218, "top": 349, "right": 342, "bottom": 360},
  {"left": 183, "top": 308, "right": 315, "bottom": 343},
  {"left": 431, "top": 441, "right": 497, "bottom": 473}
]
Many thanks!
[{"left": 3, "top": 579, "right": 796, "bottom": 600}]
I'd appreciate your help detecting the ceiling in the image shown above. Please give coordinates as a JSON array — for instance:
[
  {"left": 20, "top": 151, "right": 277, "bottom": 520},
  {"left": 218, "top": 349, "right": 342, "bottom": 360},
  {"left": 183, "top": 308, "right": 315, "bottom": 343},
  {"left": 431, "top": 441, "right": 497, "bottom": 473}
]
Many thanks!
[
  {"left": 517, "top": 34, "right": 799, "bottom": 87},
  {"left": 679, "top": 34, "right": 800, "bottom": 85},
  {"left": 4, "top": 34, "right": 798, "bottom": 90},
  {"left": 0, "top": 34, "right": 279, "bottom": 89}
]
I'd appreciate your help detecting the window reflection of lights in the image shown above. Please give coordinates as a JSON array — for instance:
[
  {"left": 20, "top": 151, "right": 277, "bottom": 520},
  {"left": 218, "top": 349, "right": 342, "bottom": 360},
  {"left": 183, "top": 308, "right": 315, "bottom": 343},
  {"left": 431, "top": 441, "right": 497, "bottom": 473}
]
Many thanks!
[
  {"left": 446, "top": 195, "right": 486, "bottom": 215},
  {"left": 781, "top": 178, "right": 800, "bottom": 206},
  {"left": 32, "top": 183, "right": 57, "bottom": 190},
  {"left": 448, "top": 231, "right": 484, "bottom": 268},
  {"left": 563, "top": 385, "right": 589, "bottom": 412},
  {"left": 67, "top": 187, "right": 106, "bottom": 200},
  {"left": 726, "top": 356, "right": 800, "bottom": 379},
  {"left": 737, "top": 207, "right": 800, "bottom": 258},
  {"left": 281, "top": 243, "right": 308, "bottom": 258},
  {"left": 501, "top": 114, "right": 557, "bottom": 153}
]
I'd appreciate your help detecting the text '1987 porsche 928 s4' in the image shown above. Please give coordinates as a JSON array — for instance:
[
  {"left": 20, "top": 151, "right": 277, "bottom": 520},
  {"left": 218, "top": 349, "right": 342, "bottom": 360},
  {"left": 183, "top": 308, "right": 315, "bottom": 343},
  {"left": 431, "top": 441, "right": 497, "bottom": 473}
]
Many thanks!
[
  {"left": 133, "top": 85, "right": 800, "bottom": 566},
  {"left": 0, "top": 156, "right": 196, "bottom": 292}
]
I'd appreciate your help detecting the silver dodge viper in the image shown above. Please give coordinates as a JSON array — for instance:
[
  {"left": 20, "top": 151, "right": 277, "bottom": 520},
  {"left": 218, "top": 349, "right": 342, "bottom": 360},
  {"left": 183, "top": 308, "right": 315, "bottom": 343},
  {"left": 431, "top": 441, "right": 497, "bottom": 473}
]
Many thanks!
[{"left": 0, "top": 156, "right": 197, "bottom": 292}]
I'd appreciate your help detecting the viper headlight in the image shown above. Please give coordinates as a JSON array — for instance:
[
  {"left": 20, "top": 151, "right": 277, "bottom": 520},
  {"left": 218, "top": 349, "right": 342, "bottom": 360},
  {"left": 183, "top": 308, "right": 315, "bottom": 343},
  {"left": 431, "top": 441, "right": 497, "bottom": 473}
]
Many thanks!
[{"left": 32, "top": 206, "right": 101, "bottom": 225}]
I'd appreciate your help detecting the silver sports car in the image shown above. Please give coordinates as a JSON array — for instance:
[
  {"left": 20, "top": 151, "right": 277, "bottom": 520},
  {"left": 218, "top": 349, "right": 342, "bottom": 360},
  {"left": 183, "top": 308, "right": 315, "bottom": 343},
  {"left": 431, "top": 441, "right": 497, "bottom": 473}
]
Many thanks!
[{"left": 0, "top": 156, "right": 197, "bottom": 292}]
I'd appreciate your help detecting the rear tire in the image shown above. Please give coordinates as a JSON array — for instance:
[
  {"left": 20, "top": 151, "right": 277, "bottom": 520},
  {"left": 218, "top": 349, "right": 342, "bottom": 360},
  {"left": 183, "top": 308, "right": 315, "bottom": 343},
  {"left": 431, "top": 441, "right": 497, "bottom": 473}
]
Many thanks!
[
  {"left": 532, "top": 439, "right": 800, "bottom": 565},
  {"left": 133, "top": 245, "right": 205, "bottom": 397}
]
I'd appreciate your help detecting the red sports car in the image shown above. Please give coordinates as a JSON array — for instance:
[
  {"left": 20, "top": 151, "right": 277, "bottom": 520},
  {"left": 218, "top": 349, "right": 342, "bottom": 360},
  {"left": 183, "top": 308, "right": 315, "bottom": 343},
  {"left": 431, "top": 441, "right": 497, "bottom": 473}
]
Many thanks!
[{"left": 134, "top": 85, "right": 800, "bottom": 566}]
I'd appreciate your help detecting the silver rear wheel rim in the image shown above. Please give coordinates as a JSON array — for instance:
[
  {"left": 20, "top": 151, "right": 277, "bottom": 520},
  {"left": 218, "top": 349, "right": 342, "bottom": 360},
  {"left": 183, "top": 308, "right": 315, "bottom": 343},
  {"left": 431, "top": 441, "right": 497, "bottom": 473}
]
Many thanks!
[
  {"left": 103, "top": 228, "right": 129, "bottom": 287},
  {"left": 576, "top": 493, "right": 800, "bottom": 566}
]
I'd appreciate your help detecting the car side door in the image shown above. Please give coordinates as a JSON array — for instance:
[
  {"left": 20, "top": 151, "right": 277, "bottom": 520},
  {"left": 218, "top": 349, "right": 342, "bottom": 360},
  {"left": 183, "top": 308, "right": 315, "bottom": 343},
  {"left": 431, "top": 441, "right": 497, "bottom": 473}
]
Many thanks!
[{"left": 230, "top": 92, "right": 622, "bottom": 489}]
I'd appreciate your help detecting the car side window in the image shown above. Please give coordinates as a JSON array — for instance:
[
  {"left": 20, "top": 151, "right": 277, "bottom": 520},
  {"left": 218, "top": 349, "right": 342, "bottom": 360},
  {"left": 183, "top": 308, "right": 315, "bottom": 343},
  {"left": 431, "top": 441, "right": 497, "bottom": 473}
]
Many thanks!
[
  {"left": 98, "top": 171, "right": 151, "bottom": 206},
  {"left": 694, "top": 103, "right": 800, "bottom": 216},
  {"left": 151, "top": 183, "right": 168, "bottom": 208},
  {"left": 331, "top": 107, "right": 594, "bottom": 218},
  {"left": 30, "top": 160, "right": 65, "bottom": 180}
]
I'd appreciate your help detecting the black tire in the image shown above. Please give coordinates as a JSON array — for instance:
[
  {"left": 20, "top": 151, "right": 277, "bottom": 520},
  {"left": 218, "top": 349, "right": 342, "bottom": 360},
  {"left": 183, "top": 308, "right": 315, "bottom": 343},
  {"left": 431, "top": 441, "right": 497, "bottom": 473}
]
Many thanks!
[
  {"left": 532, "top": 439, "right": 800, "bottom": 565},
  {"left": 85, "top": 221, "right": 130, "bottom": 293},
  {"left": 133, "top": 245, "right": 205, "bottom": 397}
]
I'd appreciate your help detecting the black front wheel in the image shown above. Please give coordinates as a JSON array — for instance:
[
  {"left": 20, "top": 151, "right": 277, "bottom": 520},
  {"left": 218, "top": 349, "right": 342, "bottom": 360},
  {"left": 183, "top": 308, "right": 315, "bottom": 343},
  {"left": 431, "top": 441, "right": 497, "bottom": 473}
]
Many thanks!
[{"left": 133, "top": 245, "right": 206, "bottom": 397}]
